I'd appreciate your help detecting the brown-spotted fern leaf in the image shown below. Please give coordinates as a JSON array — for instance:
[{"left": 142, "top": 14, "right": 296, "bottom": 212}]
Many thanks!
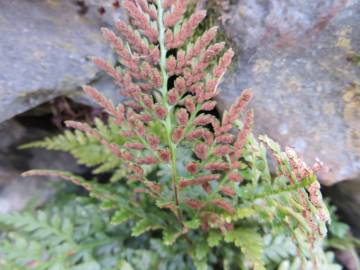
[{"left": 22, "top": 1, "right": 330, "bottom": 269}]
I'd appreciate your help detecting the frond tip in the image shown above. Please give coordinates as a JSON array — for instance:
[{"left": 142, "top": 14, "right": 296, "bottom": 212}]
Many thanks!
[
  {"left": 22, "top": 170, "right": 116, "bottom": 202},
  {"left": 22, "top": 169, "right": 93, "bottom": 190}
]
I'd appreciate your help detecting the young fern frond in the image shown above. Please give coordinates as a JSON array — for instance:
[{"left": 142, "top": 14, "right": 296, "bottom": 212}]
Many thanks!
[{"left": 18, "top": 0, "right": 331, "bottom": 269}]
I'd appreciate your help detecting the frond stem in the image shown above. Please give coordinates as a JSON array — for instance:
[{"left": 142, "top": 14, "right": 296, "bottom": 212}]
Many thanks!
[{"left": 157, "top": 0, "right": 182, "bottom": 222}]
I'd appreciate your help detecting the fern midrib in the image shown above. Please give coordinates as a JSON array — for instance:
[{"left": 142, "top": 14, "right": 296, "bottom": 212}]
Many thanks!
[{"left": 157, "top": 0, "right": 182, "bottom": 222}]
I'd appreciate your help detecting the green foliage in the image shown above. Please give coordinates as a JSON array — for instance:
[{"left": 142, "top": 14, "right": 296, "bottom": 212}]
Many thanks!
[
  {"left": 323, "top": 203, "right": 360, "bottom": 269},
  {"left": 20, "top": 119, "right": 126, "bottom": 181},
  {"left": 0, "top": 198, "right": 113, "bottom": 269},
  {"left": 13, "top": 135, "right": 339, "bottom": 269},
  {"left": 276, "top": 252, "right": 342, "bottom": 270},
  {"left": 263, "top": 234, "right": 297, "bottom": 265},
  {"left": 224, "top": 228, "right": 265, "bottom": 270},
  {"left": 0, "top": 197, "right": 198, "bottom": 270}
]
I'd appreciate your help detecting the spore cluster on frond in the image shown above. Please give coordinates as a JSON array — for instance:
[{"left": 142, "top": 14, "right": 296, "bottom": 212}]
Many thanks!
[{"left": 19, "top": 1, "right": 332, "bottom": 269}]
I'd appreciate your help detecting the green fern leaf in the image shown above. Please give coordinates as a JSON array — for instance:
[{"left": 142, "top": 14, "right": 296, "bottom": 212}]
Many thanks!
[
  {"left": 131, "top": 219, "right": 161, "bottom": 237},
  {"left": 111, "top": 209, "right": 134, "bottom": 225},
  {"left": 20, "top": 118, "right": 125, "bottom": 176},
  {"left": 117, "top": 260, "right": 135, "bottom": 270},
  {"left": 184, "top": 219, "right": 200, "bottom": 229},
  {"left": 263, "top": 234, "right": 297, "bottom": 264},
  {"left": 224, "top": 228, "right": 265, "bottom": 270},
  {"left": 207, "top": 230, "right": 222, "bottom": 247}
]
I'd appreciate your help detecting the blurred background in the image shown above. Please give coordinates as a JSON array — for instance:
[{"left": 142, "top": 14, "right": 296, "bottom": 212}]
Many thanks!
[{"left": 0, "top": 0, "right": 359, "bottom": 267}]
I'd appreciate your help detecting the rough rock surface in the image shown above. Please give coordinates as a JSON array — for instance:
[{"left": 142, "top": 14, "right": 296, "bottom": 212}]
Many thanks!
[
  {"left": 216, "top": 0, "right": 360, "bottom": 185},
  {"left": 0, "top": 0, "right": 123, "bottom": 123},
  {"left": 0, "top": 169, "right": 53, "bottom": 214},
  {"left": 0, "top": 119, "right": 83, "bottom": 213}
]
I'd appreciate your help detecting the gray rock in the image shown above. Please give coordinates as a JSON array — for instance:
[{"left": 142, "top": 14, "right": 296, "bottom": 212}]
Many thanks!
[
  {"left": 0, "top": 0, "right": 120, "bottom": 123},
  {"left": 0, "top": 168, "right": 53, "bottom": 213},
  {"left": 216, "top": 0, "right": 360, "bottom": 185},
  {"left": 0, "top": 119, "right": 84, "bottom": 173},
  {"left": 0, "top": 119, "right": 26, "bottom": 151},
  {"left": 70, "top": 72, "right": 125, "bottom": 107},
  {"left": 27, "top": 148, "right": 83, "bottom": 174},
  {"left": 0, "top": 119, "right": 84, "bottom": 213}
]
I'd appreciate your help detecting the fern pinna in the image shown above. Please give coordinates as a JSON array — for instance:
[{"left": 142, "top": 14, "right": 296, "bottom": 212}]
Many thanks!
[{"left": 19, "top": 0, "right": 330, "bottom": 269}]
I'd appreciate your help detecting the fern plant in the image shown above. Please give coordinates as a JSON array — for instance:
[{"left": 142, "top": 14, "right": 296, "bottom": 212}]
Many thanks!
[
  {"left": 0, "top": 197, "right": 114, "bottom": 270},
  {"left": 5, "top": 0, "right": 335, "bottom": 269},
  {"left": 0, "top": 195, "right": 198, "bottom": 270}
]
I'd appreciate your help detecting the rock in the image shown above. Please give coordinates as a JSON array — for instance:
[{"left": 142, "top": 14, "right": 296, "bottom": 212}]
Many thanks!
[
  {"left": 0, "top": 168, "right": 53, "bottom": 213},
  {"left": 0, "top": 0, "right": 124, "bottom": 124},
  {"left": 26, "top": 149, "right": 83, "bottom": 174},
  {"left": 0, "top": 119, "right": 81, "bottom": 171},
  {"left": 0, "top": 119, "right": 26, "bottom": 152},
  {"left": 0, "top": 0, "right": 127, "bottom": 212},
  {"left": 70, "top": 73, "right": 125, "bottom": 108},
  {"left": 335, "top": 246, "right": 360, "bottom": 270},
  {"left": 0, "top": 119, "right": 85, "bottom": 213},
  {"left": 216, "top": 0, "right": 360, "bottom": 185}
]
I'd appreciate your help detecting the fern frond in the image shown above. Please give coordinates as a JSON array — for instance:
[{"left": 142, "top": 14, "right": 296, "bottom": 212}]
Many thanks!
[
  {"left": 0, "top": 236, "right": 43, "bottom": 269},
  {"left": 17, "top": 0, "right": 333, "bottom": 269},
  {"left": 22, "top": 170, "right": 118, "bottom": 202},
  {"left": 224, "top": 228, "right": 265, "bottom": 270},
  {"left": 0, "top": 199, "right": 119, "bottom": 270},
  {"left": 20, "top": 119, "right": 125, "bottom": 177},
  {"left": 263, "top": 234, "right": 297, "bottom": 265}
]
